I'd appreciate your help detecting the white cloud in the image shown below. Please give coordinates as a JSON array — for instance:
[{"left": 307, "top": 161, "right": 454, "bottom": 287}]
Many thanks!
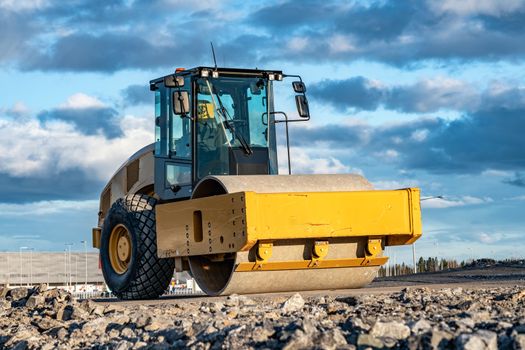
[
  {"left": 481, "top": 169, "right": 513, "bottom": 177},
  {"left": 506, "top": 195, "right": 525, "bottom": 201},
  {"left": 422, "top": 195, "right": 493, "bottom": 209},
  {"left": 476, "top": 232, "right": 503, "bottom": 244},
  {"left": 408, "top": 77, "right": 480, "bottom": 112},
  {"left": 0, "top": 110, "right": 153, "bottom": 180},
  {"left": 410, "top": 129, "right": 429, "bottom": 142},
  {"left": 0, "top": 0, "right": 48, "bottom": 11},
  {"left": 281, "top": 147, "right": 362, "bottom": 175},
  {"left": 59, "top": 93, "right": 106, "bottom": 110},
  {"left": 374, "top": 149, "right": 399, "bottom": 161},
  {"left": 287, "top": 37, "right": 309, "bottom": 52},
  {"left": 372, "top": 179, "right": 420, "bottom": 190},
  {"left": 428, "top": 0, "right": 525, "bottom": 16},
  {"left": 0, "top": 199, "right": 98, "bottom": 216},
  {"left": 328, "top": 34, "right": 355, "bottom": 54},
  {"left": 1, "top": 102, "right": 31, "bottom": 119}
]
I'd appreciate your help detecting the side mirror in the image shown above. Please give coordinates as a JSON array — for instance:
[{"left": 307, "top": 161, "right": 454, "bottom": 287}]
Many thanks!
[
  {"left": 172, "top": 91, "right": 190, "bottom": 115},
  {"left": 295, "top": 95, "right": 310, "bottom": 118},
  {"left": 292, "top": 81, "right": 306, "bottom": 93},
  {"left": 164, "top": 75, "right": 184, "bottom": 88}
]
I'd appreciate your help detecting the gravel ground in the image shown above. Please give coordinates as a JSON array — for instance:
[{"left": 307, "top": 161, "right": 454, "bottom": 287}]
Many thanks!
[{"left": 1, "top": 267, "right": 525, "bottom": 349}]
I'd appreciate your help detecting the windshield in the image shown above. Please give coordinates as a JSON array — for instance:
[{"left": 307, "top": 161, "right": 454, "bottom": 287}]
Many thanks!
[
  {"left": 196, "top": 76, "right": 270, "bottom": 177},
  {"left": 197, "top": 77, "right": 268, "bottom": 147}
]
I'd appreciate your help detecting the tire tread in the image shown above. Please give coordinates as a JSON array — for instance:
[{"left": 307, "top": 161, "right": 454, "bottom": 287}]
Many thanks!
[{"left": 112, "top": 194, "right": 174, "bottom": 300}]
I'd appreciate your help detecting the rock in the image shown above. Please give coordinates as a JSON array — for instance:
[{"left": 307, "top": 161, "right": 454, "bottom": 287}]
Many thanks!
[
  {"left": 2, "top": 278, "right": 525, "bottom": 349},
  {"left": 70, "top": 304, "right": 90, "bottom": 320},
  {"left": 452, "top": 287, "right": 464, "bottom": 296},
  {"left": 40, "top": 343, "right": 57, "bottom": 350},
  {"left": 251, "top": 326, "right": 274, "bottom": 343},
  {"left": 357, "top": 334, "right": 384, "bottom": 348},
  {"left": 431, "top": 330, "right": 453, "bottom": 349},
  {"left": 511, "top": 290, "right": 525, "bottom": 302},
  {"left": 159, "top": 328, "right": 184, "bottom": 343},
  {"left": 25, "top": 295, "right": 45, "bottom": 308},
  {"left": 350, "top": 317, "right": 371, "bottom": 331},
  {"left": 498, "top": 321, "right": 513, "bottom": 330},
  {"left": 44, "top": 288, "right": 70, "bottom": 303},
  {"left": 108, "top": 328, "right": 120, "bottom": 338},
  {"left": 456, "top": 317, "right": 475, "bottom": 330},
  {"left": 32, "top": 283, "right": 48, "bottom": 294},
  {"left": 279, "top": 318, "right": 318, "bottom": 350},
  {"left": 144, "top": 316, "right": 172, "bottom": 331},
  {"left": 516, "top": 325, "right": 525, "bottom": 334},
  {"left": 4, "top": 325, "right": 39, "bottom": 347},
  {"left": 0, "top": 285, "right": 8, "bottom": 299},
  {"left": 104, "top": 304, "right": 125, "bottom": 314},
  {"left": 282, "top": 293, "right": 305, "bottom": 313},
  {"left": 108, "top": 313, "right": 131, "bottom": 327},
  {"left": 56, "top": 327, "right": 68, "bottom": 340},
  {"left": 317, "top": 328, "right": 348, "bottom": 350},
  {"left": 469, "top": 311, "right": 491, "bottom": 323},
  {"left": 32, "top": 317, "right": 63, "bottom": 332},
  {"left": 9, "top": 287, "right": 29, "bottom": 301},
  {"left": 82, "top": 317, "right": 109, "bottom": 335},
  {"left": 225, "top": 294, "right": 255, "bottom": 307},
  {"left": 11, "top": 341, "right": 28, "bottom": 350},
  {"left": 456, "top": 330, "right": 497, "bottom": 350},
  {"left": 133, "top": 341, "right": 148, "bottom": 349},
  {"left": 78, "top": 299, "right": 100, "bottom": 314},
  {"left": 410, "top": 319, "right": 432, "bottom": 334},
  {"left": 132, "top": 315, "right": 150, "bottom": 329},
  {"left": 282, "top": 330, "right": 311, "bottom": 350},
  {"left": 120, "top": 326, "right": 136, "bottom": 339},
  {"left": 370, "top": 320, "right": 410, "bottom": 340},
  {"left": 56, "top": 304, "right": 73, "bottom": 321},
  {"left": 514, "top": 334, "right": 525, "bottom": 350},
  {"left": 114, "top": 340, "right": 133, "bottom": 350},
  {"left": 0, "top": 299, "right": 11, "bottom": 310}
]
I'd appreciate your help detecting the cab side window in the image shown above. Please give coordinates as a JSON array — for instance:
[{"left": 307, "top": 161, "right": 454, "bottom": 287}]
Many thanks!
[{"left": 169, "top": 78, "right": 192, "bottom": 159}]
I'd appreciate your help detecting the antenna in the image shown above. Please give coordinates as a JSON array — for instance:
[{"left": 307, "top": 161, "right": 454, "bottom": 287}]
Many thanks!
[{"left": 210, "top": 42, "right": 218, "bottom": 69}]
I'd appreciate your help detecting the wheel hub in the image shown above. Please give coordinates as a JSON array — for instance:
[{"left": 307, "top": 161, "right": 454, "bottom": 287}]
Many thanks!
[{"left": 109, "top": 224, "right": 132, "bottom": 274}]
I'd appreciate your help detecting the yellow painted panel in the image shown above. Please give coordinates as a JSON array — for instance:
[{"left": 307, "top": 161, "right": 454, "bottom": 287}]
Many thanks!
[
  {"left": 235, "top": 256, "right": 389, "bottom": 272},
  {"left": 156, "top": 188, "right": 422, "bottom": 258},
  {"left": 245, "top": 188, "right": 421, "bottom": 242},
  {"left": 156, "top": 193, "right": 248, "bottom": 258}
]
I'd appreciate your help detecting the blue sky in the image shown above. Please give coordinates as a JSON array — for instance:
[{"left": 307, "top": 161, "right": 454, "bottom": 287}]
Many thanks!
[{"left": 0, "top": 0, "right": 524, "bottom": 262}]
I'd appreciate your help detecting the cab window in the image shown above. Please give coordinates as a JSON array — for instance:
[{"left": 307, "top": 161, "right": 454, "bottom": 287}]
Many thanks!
[{"left": 169, "top": 77, "right": 192, "bottom": 159}]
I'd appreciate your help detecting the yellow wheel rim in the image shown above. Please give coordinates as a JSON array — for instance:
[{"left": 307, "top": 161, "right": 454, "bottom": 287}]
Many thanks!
[{"left": 109, "top": 224, "right": 132, "bottom": 274}]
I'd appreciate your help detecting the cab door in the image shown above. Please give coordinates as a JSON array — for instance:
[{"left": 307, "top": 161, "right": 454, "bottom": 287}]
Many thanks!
[{"left": 154, "top": 76, "right": 193, "bottom": 200}]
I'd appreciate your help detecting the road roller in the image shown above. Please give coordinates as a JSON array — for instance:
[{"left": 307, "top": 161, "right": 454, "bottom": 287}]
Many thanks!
[{"left": 92, "top": 67, "right": 422, "bottom": 299}]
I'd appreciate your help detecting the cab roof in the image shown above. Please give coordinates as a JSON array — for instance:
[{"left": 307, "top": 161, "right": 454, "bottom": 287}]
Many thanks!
[{"left": 149, "top": 66, "right": 283, "bottom": 86}]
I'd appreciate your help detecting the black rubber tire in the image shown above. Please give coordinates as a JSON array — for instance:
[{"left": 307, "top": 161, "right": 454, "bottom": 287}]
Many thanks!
[{"left": 100, "top": 194, "right": 174, "bottom": 300}]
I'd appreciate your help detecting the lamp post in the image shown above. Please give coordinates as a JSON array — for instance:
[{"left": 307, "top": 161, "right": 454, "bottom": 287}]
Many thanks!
[{"left": 81, "top": 240, "right": 88, "bottom": 290}]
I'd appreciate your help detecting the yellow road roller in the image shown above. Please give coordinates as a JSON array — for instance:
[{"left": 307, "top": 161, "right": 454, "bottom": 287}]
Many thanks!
[{"left": 92, "top": 67, "right": 422, "bottom": 299}]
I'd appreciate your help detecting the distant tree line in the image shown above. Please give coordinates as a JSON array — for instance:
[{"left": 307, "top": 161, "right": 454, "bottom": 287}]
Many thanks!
[
  {"left": 378, "top": 257, "right": 461, "bottom": 277},
  {"left": 377, "top": 257, "right": 523, "bottom": 277}
]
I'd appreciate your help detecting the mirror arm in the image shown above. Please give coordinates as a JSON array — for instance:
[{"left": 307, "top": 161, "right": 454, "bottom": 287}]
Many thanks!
[{"left": 262, "top": 111, "right": 310, "bottom": 125}]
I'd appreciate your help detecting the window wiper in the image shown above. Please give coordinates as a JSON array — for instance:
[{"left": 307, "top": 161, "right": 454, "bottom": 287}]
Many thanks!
[{"left": 206, "top": 80, "right": 253, "bottom": 155}]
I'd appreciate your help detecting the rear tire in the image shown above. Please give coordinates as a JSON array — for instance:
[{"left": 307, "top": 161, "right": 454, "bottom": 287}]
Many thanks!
[{"left": 101, "top": 194, "right": 174, "bottom": 300}]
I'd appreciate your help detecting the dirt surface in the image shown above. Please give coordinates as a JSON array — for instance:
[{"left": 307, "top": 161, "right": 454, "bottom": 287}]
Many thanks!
[
  {"left": 1, "top": 261, "right": 524, "bottom": 349},
  {"left": 96, "top": 260, "right": 525, "bottom": 307}
]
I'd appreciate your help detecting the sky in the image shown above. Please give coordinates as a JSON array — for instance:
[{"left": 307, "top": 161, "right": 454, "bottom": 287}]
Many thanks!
[{"left": 0, "top": 0, "right": 524, "bottom": 263}]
